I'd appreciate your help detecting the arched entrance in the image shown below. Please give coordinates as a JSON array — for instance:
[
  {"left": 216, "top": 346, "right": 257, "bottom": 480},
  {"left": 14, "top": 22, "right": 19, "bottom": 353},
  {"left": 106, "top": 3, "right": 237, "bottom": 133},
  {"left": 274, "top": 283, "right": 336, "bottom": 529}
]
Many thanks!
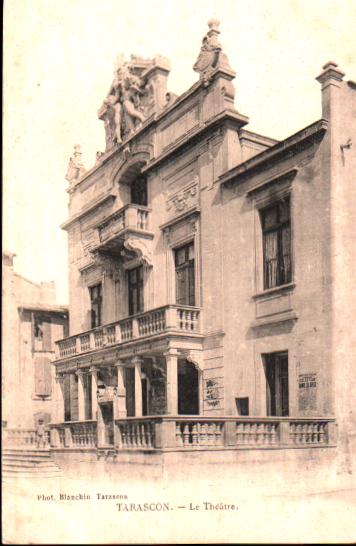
[{"left": 178, "top": 360, "right": 199, "bottom": 415}]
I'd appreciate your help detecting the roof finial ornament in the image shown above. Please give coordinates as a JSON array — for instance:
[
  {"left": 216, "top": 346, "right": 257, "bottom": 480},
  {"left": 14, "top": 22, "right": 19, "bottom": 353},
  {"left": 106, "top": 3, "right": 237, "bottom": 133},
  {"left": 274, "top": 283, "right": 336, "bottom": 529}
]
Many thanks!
[
  {"left": 65, "top": 144, "right": 86, "bottom": 184},
  {"left": 193, "top": 19, "right": 233, "bottom": 86}
]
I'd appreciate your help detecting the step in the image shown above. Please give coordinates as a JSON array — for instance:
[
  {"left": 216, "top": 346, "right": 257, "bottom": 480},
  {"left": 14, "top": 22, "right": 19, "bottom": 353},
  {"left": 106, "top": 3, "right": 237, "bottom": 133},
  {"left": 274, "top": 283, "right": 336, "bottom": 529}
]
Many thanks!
[
  {"left": 2, "top": 453, "right": 51, "bottom": 461},
  {"left": 2, "top": 471, "right": 63, "bottom": 480},
  {"left": 3, "top": 463, "right": 61, "bottom": 470},
  {"left": 3, "top": 461, "right": 59, "bottom": 468},
  {"left": 2, "top": 449, "right": 50, "bottom": 454}
]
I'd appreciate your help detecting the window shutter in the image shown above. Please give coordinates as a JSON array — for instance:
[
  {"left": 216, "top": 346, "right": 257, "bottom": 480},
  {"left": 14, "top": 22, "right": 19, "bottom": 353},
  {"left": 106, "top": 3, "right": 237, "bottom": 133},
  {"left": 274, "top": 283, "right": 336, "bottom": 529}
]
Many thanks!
[
  {"left": 34, "top": 357, "right": 51, "bottom": 396},
  {"left": 35, "top": 358, "right": 44, "bottom": 395},
  {"left": 44, "top": 359, "right": 52, "bottom": 396},
  {"left": 42, "top": 319, "right": 52, "bottom": 351}
]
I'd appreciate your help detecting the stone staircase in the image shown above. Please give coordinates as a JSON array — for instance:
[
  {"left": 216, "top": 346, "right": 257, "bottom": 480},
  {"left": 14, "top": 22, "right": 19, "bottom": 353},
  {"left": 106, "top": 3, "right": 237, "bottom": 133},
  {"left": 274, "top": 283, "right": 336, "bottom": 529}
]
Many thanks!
[{"left": 2, "top": 448, "right": 63, "bottom": 479}]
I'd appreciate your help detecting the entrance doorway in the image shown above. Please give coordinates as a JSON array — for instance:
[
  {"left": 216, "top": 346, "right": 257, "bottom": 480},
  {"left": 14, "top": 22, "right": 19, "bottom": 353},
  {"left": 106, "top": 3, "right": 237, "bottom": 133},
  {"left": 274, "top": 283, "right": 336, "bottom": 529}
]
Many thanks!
[
  {"left": 264, "top": 352, "right": 289, "bottom": 416},
  {"left": 178, "top": 360, "right": 199, "bottom": 415},
  {"left": 101, "top": 403, "right": 114, "bottom": 445}
]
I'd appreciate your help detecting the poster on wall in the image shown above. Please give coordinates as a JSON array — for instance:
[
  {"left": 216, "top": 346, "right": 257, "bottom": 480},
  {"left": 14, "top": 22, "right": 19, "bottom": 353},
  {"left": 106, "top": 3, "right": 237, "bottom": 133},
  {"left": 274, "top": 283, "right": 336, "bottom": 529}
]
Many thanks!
[{"left": 298, "top": 372, "right": 317, "bottom": 412}]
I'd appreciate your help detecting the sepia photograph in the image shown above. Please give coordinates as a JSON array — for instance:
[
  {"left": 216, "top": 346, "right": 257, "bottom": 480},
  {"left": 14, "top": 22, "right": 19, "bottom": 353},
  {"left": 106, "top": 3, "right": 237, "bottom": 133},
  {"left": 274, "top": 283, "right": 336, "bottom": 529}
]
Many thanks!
[{"left": 3, "top": 0, "right": 356, "bottom": 543}]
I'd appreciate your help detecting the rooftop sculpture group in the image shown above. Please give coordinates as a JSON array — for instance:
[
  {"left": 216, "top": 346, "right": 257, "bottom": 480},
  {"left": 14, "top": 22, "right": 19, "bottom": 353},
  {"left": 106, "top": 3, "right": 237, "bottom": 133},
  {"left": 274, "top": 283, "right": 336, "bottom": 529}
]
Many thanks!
[
  {"left": 66, "top": 21, "right": 233, "bottom": 181},
  {"left": 98, "top": 55, "right": 170, "bottom": 151}
]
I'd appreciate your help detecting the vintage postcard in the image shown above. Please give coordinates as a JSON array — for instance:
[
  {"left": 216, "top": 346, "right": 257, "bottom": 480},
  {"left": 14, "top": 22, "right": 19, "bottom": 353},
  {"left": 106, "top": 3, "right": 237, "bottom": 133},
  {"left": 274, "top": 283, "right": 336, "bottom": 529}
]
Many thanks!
[{"left": 3, "top": 0, "right": 356, "bottom": 543}]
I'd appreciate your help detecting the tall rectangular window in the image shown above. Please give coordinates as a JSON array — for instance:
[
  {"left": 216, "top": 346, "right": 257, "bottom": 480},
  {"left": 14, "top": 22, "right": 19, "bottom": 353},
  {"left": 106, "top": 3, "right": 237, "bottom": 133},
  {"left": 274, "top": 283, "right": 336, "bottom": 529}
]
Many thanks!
[
  {"left": 89, "top": 284, "right": 102, "bottom": 328},
  {"left": 130, "top": 176, "right": 147, "bottom": 206},
  {"left": 264, "top": 352, "right": 289, "bottom": 416},
  {"left": 261, "top": 198, "right": 291, "bottom": 289},
  {"left": 175, "top": 242, "right": 195, "bottom": 306},
  {"left": 33, "top": 314, "right": 52, "bottom": 351},
  {"left": 128, "top": 266, "right": 144, "bottom": 315}
]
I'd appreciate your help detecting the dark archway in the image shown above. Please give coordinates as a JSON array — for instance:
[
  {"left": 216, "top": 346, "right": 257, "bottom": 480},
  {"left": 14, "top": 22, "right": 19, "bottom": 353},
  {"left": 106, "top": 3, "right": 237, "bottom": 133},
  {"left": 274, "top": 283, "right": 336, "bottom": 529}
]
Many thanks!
[{"left": 178, "top": 360, "right": 199, "bottom": 415}]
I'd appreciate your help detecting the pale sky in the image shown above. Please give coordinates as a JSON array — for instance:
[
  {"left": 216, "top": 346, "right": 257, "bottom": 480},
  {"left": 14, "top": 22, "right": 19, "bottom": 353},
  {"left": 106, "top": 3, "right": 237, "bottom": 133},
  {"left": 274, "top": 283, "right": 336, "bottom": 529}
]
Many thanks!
[{"left": 4, "top": 0, "right": 356, "bottom": 303}]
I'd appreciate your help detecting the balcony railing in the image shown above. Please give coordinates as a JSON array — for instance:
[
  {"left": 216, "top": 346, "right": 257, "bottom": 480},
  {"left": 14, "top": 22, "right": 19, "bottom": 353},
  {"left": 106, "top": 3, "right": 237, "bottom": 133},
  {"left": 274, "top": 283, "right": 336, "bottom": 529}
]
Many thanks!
[
  {"left": 3, "top": 428, "right": 50, "bottom": 448},
  {"left": 97, "top": 204, "right": 150, "bottom": 243},
  {"left": 49, "top": 421, "right": 97, "bottom": 449},
  {"left": 56, "top": 305, "right": 201, "bottom": 359},
  {"left": 50, "top": 417, "right": 336, "bottom": 451}
]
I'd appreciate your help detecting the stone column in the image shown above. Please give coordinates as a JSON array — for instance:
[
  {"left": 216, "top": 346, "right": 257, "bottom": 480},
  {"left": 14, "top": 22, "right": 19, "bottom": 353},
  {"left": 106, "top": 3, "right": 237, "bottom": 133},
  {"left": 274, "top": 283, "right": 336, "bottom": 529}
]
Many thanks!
[
  {"left": 51, "top": 375, "right": 65, "bottom": 447},
  {"left": 114, "top": 361, "right": 127, "bottom": 419},
  {"left": 53, "top": 374, "right": 65, "bottom": 423},
  {"left": 165, "top": 348, "right": 179, "bottom": 415},
  {"left": 76, "top": 370, "right": 86, "bottom": 421},
  {"left": 90, "top": 366, "right": 99, "bottom": 421},
  {"left": 132, "top": 357, "right": 143, "bottom": 417}
]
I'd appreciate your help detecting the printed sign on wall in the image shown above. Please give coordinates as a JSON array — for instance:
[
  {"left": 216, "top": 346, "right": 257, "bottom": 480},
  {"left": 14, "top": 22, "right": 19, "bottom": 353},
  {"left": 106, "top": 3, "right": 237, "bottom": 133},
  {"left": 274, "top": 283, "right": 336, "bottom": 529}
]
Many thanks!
[
  {"left": 204, "top": 377, "right": 223, "bottom": 409},
  {"left": 298, "top": 372, "right": 317, "bottom": 412}
]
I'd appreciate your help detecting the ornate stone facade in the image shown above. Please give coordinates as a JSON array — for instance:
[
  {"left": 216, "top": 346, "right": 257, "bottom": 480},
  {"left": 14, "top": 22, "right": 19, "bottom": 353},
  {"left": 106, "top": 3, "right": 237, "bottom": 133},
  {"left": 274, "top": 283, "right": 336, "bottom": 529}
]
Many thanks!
[{"left": 53, "top": 22, "right": 355, "bottom": 468}]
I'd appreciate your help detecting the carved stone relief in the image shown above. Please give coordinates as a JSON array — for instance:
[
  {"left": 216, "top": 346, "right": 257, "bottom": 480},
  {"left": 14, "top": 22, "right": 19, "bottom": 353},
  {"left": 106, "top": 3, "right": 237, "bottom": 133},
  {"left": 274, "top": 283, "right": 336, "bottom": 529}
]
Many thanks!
[{"left": 166, "top": 178, "right": 199, "bottom": 215}]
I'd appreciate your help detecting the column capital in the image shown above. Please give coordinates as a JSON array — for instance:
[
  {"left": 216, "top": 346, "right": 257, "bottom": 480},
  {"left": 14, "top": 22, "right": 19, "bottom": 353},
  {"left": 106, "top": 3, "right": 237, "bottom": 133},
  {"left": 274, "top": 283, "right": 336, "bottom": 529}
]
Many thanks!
[
  {"left": 89, "top": 365, "right": 99, "bottom": 373},
  {"left": 75, "top": 369, "right": 86, "bottom": 376},
  {"left": 131, "top": 356, "right": 144, "bottom": 365},
  {"left": 114, "top": 359, "right": 126, "bottom": 367},
  {"left": 164, "top": 348, "right": 180, "bottom": 357}
]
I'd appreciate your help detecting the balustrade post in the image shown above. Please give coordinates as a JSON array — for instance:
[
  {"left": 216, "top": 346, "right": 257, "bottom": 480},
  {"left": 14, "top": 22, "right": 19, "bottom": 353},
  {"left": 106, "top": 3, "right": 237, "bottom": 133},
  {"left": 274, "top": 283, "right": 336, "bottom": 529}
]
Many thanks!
[
  {"left": 327, "top": 420, "right": 337, "bottom": 445},
  {"left": 279, "top": 420, "right": 290, "bottom": 446},
  {"left": 114, "top": 361, "right": 127, "bottom": 419},
  {"left": 132, "top": 318, "right": 139, "bottom": 338},
  {"left": 76, "top": 370, "right": 86, "bottom": 421},
  {"left": 125, "top": 205, "right": 137, "bottom": 228},
  {"left": 50, "top": 427, "right": 60, "bottom": 448},
  {"left": 75, "top": 337, "right": 81, "bottom": 354},
  {"left": 54, "top": 342, "right": 60, "bottom": 359},
  {"left": 224, "top": 421, "right": 237, "bottom": 447},
  {"left": 132, "top": 357, "right": 143, "bottom": 417},
  {"left": 89, "top": 332, "right": 95, "bottom": 350},
  {"left": 115, "top": 323, "right": 122, "bottom": 344},
  {"left": 165, "top": 306, "right": 177, "bottom": 330},
  {"left": 64, "top": 426, "right": 73, "bottom": 448},
  {"left": 90, "top": 366, "right": 99, "bottom": 421},
  {"left": 155, "top": 419, "right": 176, "bottom": 448},
  {"left": 165, "top": 348, "right": 179, "bottom": 415}
]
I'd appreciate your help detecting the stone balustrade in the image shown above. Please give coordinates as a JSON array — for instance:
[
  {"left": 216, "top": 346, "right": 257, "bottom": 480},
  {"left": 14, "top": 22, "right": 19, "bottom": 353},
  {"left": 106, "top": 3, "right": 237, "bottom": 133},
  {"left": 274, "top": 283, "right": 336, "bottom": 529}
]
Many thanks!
[
  {"left": 56, "top": 305, "right": 201, "bottom": 359},
  {"left": 49, "top": 421, "right": 97, "bottom": 448},
  {"left": 49, "top": 416, "right": 336, "bottom": 452},
  {"left": 3, "top": 428, "right": 50, "bottom": 448},
  {"left": 97, "top": 204, "right": 150, "bottom": 243},
  {"left": 116, "top": 419, "right": 156, "bottom": 449}
]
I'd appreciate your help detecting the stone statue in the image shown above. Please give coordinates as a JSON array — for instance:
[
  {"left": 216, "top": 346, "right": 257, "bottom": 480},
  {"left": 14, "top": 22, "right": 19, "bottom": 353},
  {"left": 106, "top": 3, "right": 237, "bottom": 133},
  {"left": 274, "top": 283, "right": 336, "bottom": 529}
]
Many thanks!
[
  {"left": 98, "top": 55, "right": 170, "bottom": 151},
  {"left": 99, "top": 61, "right": 147, "bottom": 148},
  {"left": 193, "top": 19, "right": 233, "bottom": 86},
  {"left": 65, "top": 145, "right": 86, "bottom": 183}
]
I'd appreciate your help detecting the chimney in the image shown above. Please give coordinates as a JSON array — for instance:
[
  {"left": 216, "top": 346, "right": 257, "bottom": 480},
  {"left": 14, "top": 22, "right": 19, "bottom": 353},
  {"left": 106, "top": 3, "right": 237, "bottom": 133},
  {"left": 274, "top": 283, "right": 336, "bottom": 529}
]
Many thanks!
[{"left": 316, "top": 61, "right": 345, "bottom": 120}]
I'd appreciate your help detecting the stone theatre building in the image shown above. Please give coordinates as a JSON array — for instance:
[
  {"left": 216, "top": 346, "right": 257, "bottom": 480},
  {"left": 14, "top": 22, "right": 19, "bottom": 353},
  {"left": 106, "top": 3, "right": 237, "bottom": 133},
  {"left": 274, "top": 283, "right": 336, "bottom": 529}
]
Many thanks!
[{"left": 51, "top": 21, "right": 355, "bottom": 467}]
